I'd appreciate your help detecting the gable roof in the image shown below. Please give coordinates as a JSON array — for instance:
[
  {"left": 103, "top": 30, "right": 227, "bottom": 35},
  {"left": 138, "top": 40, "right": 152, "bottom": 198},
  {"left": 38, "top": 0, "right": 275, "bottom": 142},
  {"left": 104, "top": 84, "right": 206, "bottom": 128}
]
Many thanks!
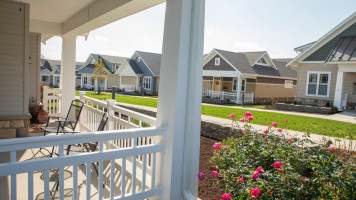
[
  {"left": 136, "top": 51, "right": 161, "bottom": 76},
  {"left": 78, "top": 64, "right": 96, "bottom": 74},
  {"left": 127, "top": 59, "right": 144, "bottom": 75},
  {"left": 205, "top": 49, "right": 296, "bottom": 79},
  {"left": 100, "top": 54, "right": 126, "bottom": 64},
  {"left": 288, "top": 12, "right": 356, "bottom": 67}
]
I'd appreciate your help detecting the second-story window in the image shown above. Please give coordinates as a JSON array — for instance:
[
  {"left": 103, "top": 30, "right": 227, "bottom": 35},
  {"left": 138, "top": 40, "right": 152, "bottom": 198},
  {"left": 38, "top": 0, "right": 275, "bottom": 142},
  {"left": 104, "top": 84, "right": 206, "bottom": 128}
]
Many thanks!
[{"left": 215, "top": 58, "right": 220, "bottom": 66}]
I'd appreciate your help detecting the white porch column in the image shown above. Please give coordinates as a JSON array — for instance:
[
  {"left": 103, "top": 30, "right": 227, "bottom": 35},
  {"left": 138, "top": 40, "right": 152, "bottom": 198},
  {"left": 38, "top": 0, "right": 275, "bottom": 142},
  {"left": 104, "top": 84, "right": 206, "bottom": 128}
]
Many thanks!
[
  {"left": 334, "top": 71, "right": 344, "bottom": 110},
  {"left": 60, "top": 36, "right": 76, "bottom": 119},
  {"left": 80, "top": 76, "right": 84, "bottom": 88},
  {"left": 94, "top": 78, "right": 98, "bottom": 91},
  {"left": 156, "top": 0, "right": 205, "bottom": 199},
  {"left": 236, "top": 76, "right": 242, "bottom": 103},
  {"left": 119, "top": 74, "right": 122, "bottom": 89},
  {"left": 104, "top": 78, "right": 108, "bottom": 90}
]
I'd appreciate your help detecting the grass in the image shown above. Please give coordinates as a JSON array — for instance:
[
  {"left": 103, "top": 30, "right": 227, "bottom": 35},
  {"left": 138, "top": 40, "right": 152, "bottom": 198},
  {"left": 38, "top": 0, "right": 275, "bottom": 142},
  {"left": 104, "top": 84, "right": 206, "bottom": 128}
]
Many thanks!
[{"left": 76, "top": 91, "right": 356, "bottom": 138}]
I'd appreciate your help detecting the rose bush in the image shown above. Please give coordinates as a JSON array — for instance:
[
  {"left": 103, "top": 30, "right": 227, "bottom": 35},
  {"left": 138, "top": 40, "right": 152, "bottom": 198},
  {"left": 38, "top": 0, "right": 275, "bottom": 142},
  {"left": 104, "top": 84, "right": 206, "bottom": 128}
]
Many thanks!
[{"left": 199, "top": 112, "right": 356, "bottom": 199}]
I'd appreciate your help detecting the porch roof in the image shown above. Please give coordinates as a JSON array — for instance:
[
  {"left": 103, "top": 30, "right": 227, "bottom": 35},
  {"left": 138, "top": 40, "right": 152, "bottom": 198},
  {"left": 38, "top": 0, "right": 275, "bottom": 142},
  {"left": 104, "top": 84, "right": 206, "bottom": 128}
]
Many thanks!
[{"left": 326, "top": 36, "right": 356, "bottom": 63}]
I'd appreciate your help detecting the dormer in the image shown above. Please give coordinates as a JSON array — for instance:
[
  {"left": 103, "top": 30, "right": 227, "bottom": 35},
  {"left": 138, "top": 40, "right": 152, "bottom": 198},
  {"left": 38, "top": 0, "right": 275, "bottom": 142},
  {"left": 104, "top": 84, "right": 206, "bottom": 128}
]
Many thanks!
[
  {"left": 257, "top": 57, "right": 267, "bottom": 65},
  {"left": 252, "top": 52, "right": 277, "bottom": 70}
]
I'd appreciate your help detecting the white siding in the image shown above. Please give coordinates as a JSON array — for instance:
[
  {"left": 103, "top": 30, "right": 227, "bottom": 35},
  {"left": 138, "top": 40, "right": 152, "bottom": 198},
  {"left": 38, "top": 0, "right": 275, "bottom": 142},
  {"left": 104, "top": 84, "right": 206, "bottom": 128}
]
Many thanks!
[
  {"left": 29, "top": 32, "right": 41, "bottom": 104},
  {"left": 0, "top": 1, "right": 29, "bottom": 115}
]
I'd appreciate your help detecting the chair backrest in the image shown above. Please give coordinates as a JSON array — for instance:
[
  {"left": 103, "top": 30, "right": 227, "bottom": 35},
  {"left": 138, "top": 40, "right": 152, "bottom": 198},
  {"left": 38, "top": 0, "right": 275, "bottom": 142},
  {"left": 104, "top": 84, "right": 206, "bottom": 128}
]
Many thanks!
[
  {"left": 64, "top": 99, "right": 84, "bottom": 130},
  {"left": 97, "top": 112, "right": 109, "bottom": 132}
]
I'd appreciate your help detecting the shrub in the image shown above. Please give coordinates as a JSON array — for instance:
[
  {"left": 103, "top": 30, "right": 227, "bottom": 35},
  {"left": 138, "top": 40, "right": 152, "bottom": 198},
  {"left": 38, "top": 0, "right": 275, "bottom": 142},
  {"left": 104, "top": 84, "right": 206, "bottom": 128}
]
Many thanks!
[
  {"left": 325, "top": 101, "right": 331, "bottom": 107},
  {"left": 199, "top": 112, "right": 356, "bottom": 199}
]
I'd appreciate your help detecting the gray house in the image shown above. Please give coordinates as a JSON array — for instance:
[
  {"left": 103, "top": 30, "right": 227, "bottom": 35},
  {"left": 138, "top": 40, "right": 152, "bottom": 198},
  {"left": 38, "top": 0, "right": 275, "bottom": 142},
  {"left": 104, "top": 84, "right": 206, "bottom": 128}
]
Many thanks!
[
  {"left": 288, "top": 12, "right": 356, "bottom": 111},
  {"left": 203, "top": 49, "right": 297, "bottom": 103},
  {"left": 77, "top": 54, "right": 126, "bottom": 90},
  {"left": 115, "top": 51, "right": 161, "bottom": 94}
]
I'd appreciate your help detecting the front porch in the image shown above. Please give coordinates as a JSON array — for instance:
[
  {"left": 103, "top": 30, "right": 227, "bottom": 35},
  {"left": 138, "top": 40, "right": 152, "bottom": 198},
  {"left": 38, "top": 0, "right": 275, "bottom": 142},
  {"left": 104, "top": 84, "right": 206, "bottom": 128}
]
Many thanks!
[{"left": 334, "top": 69, "right": 356, "bottom": 111}]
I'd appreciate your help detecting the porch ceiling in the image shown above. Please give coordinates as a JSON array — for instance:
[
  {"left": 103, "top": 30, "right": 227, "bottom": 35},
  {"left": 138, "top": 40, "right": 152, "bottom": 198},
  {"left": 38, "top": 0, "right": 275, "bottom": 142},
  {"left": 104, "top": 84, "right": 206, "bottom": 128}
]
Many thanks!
[{"left": 25, "top": 0, "right": 165, "bottom": 37}]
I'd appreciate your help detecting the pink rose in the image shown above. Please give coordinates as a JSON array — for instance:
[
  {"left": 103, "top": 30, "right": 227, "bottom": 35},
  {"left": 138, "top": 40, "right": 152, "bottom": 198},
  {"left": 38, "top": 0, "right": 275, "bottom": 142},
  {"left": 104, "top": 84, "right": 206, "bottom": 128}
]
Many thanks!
[
  {"left": 285, "top": 120, "right": 288, "bottom": 123},
  {"left": 244, "top": 112, "right": 252, "bottom": 117},
  {"left": 216, "top": 166, "right": 219, "bottom": 171},
  {"left": 263, "top": 130, "right": 268, "bottom": 134},
  {"left": 251, "top": 188, "right": 261, "bottom": 197},
  {"left": 327, "top": 146, "right": 336, "bottom": 153},
  {"left": 211, "top": 170, "right": 219, "bottom": 179},
  {"left": 274, "top": 162, "right": 282, "bottom": 169},
  {"left": 239, "top": 118, "right": 245, "bottom": 122},
  {"left": 243, "top": 131, "right": 246, "bottom": 135},
  {"left": 277, "top": 128, "right": 283, "bottom": 132},
  {"left": 213, "top": 143, "right": 222, "bottom": 150},
  {"left": 252, "top": 171, "right": 260, "bottom": 180},
  {"left": 237, "top": 176, "right": 244, "bottom": 183},
  {"left": 223, "top": 145, "right": 228, "bottom": 150},
  {"left": 288, "top": 138, "right": 292, "bottom": 142},
  {"left": 220, "top": 193, "right": 231, "bottom": 200},
  {"left": 272, "top": 122, "right": 278, "bottom": 127},
  {"left": 248, "top": 116, "right": 253, "bottom": 121},
  {"left": 197, "top": 172, "right": 205, "bottom": 180},
  {"left": 256, "top": 166, "right": 264, "bottom": 172},
  {"left": 229, "top": 113, "right": 236, "bottom": 119}
]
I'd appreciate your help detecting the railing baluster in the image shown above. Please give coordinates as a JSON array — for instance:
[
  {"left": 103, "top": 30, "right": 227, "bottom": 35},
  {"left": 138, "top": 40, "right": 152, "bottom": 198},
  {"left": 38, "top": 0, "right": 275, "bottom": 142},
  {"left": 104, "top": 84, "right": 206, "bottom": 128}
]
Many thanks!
[
  {"left": 110, "top": 160, "right": 115, "bottom": 200},
  {"left": 86, "top": 163, "right": 91, "bottom": 200},
  {"left": 151, "top": 153, "right": 156, "bottom": 189},
  {"left": 59, "top": 145, "right": 64, "bottom": 200},
  {"left": 132, "top": 155, "right": 136, "bottom": 195},
  {"left": 73, "top": 165, "right": 78, "bottom": 200},
  {"left": 28, "top": 172, "right": 33, "bottom": 200},
  {"left": 142, "top": 154, "right": 147, "bottom": 192},
  {"left": 44, "top": 170, "right": 49, "bottom": 200},
  {"left": 10, "top": 151, "right": 16, "bottom": 200},
  {"left": 98, "top": 161, "right": 103, "bottom": 200},
  {"left": 121, "top": 158, "right": 126, "bottom": 197}
]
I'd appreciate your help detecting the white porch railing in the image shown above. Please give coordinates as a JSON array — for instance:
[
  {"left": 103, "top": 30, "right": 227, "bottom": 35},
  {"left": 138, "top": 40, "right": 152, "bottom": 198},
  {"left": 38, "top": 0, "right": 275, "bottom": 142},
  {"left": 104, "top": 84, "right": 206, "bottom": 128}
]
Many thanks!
[
  {"left": 43, "top": 86, "right": 61, "bottom": 117},
  {"left": 1, "top": 92, "right": 164, "bottom": 200},
  {"left": 206, "top": 90, "right": 254, "bottom": 103}
]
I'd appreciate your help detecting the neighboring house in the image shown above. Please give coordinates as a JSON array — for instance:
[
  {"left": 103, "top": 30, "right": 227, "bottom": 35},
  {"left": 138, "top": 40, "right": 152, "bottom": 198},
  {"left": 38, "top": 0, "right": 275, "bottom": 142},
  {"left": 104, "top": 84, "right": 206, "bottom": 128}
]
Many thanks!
[
  {"left": 115, "top": 51, "right": 161, "bottom": 94},
  {"left": 40, "top": 59, "right": 83, "bottom": 87},
  {"left": 77, "top": 54, "right": 126, "bottom": 90},
  {"left": 288, "top": 12, "right": 356, "bottom": 111},
  {"left": 203, "top": 49, "right": 297, "bottom": 103}
]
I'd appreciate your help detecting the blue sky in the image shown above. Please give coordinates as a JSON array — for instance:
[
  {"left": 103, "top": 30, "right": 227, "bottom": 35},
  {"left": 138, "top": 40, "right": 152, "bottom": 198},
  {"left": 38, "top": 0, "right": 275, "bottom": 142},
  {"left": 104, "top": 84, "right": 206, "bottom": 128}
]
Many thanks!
[{"left": 42, "top": 0, "right": 356, "bottom": 62}]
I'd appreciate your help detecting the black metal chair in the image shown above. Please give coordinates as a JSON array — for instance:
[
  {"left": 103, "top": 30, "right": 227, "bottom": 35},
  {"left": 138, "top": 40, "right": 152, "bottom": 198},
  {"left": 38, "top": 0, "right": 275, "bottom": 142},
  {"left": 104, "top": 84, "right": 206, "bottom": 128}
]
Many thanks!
[
  {"left": 31, "top": 100, "right": 84, "bottom": 159},
  {"left": 41, "top": 99, "right": 84, "bottom": 136},
  {"left": 54, "top": 112, "right": 109, "bottom": 191}
]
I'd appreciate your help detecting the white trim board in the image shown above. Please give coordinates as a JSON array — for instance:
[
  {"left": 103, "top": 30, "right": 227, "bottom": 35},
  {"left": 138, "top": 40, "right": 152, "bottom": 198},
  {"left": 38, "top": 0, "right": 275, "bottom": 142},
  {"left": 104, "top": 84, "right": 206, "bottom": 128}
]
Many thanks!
[{"left": 305, "top": 71, "right": 332, "bottom": 98}]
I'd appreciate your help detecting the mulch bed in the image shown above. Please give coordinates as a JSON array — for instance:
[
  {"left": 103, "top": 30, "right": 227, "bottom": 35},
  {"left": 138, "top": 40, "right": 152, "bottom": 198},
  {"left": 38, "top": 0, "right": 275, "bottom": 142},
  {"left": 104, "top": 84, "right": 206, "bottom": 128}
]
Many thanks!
[{"left": 198, "top": 136, "right": 223, "bottom": 200}]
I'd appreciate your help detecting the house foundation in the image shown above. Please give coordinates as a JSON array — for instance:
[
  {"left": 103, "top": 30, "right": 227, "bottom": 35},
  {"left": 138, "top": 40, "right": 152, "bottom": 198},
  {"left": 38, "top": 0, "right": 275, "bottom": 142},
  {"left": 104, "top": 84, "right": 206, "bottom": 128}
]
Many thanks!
[{"left": 0, "top": 115, "right": 31, "bottom": 139}]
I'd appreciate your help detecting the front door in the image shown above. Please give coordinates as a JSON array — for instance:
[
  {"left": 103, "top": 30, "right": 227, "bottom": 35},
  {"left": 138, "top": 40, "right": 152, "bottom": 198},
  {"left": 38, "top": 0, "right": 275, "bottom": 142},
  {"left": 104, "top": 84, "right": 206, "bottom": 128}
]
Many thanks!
[{"left": 214, "top": 79, "right": 220, "bottom": 98}]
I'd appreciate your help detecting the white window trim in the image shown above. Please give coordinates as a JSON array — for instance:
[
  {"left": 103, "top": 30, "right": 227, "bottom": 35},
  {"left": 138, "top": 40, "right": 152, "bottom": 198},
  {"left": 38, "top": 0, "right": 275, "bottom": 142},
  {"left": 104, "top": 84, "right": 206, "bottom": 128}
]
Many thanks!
[
  {"left": 214, "top": 58, "right": 220, "bottom": 66},
  {"left": 232, "top": 78, "right": 237, "bottom": 91},
  {"left": 305, "top": 71, "right": 331, "bottom": 98},
  {"left": 241, "top": 79, "right": 246, "bottom": 92},
  {"left": 143, "top": 76, "right": 152, "bottom": 90},
  {"left": 285, "top": 80, "right": 293, "bottom": 88},
  {"left": 257, "top": 57, "right": 268, "bottom": 66},
  {"left": 83, "top": 76, "right": 88, "bottom": 84}
]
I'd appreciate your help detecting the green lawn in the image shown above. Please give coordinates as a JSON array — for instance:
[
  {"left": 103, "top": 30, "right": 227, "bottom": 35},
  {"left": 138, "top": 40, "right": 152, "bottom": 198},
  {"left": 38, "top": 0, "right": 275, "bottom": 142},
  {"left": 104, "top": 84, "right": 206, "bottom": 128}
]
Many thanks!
[{"left": 77, "top": 92, "right": 356, "bottom": 138}]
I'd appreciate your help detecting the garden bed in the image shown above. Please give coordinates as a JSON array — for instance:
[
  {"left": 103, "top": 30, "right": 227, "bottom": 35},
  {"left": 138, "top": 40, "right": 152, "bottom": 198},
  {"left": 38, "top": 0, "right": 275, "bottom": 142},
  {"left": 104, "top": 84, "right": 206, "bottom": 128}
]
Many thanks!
[
  {"left": 202, "top": 97, "right": 231, "bottom": 104},
  {"left": 275, "top": 103, "right": 336, "bottom": 114}
]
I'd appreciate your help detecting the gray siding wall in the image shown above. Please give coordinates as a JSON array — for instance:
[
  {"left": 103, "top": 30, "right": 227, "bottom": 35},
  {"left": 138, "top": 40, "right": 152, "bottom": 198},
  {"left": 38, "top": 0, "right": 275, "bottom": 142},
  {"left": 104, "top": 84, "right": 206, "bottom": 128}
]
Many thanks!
[
  {"left": 204, "top": 55, "right": 235, "bottom": 71},
  {"left": 135, "top": 56, "right": 156, "bottom": 92},
  {"left": 305, "top": 23, "right": 356, "bottom": 61},
  {"left": 29, "top": 32, "right": 41, "bottom": 104},
  {"left": 0, "top": 1, "right": 29, "bottom": 116}
]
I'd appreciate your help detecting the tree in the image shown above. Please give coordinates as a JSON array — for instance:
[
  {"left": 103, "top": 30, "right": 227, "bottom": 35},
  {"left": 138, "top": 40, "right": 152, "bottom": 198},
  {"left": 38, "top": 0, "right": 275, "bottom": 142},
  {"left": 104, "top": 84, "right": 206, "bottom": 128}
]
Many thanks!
[{"left": 92, "top": 58, "right": 110, "bottom": 94}]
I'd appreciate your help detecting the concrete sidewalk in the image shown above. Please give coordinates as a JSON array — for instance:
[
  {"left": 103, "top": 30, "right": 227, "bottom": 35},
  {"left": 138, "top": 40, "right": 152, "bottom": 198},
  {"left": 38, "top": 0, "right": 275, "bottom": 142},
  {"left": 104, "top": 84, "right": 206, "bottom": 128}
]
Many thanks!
[{"left": 114, "top": 101, "right": 356, "bottom": 149}]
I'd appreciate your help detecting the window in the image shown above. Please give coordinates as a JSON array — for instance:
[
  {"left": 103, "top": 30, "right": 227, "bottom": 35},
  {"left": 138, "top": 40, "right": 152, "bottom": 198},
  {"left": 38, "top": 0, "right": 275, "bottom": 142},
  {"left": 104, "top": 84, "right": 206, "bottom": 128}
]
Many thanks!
[
  {"left": 241, "top": 79, "right": 246, "bottom": 92},
  {"left": 215, "top": 58, "right": 220, "bottom": 66},
  {"left": 257, "top": 57, "right": 267, "bottom": 65},
  {"left": 83, "top": 77, "right": 88, "bottom": 84},
  {"left": 41, "top": 76, "right": 48, "bottom": 82},
  {"left": 137, "top": 57, "right": 141, "bottom": 62},
  {"left": 143, "top": 76, "right": 152, "bottom": 90},
  {"left": 353, "top": 83, "right": 356, "bottom": 95},
  {"left": 232, "top": 78, "right": 237, "bottom": 91},
  {"left": 307, "top": 72, "right": 330, "bottom": 96},
  {"left": 90, "top": 59, "right": 96, "bottom": 64},
  {"left": 285, "top": 80, "right": 293, "bottom": 88},
  {"left": 115, "top": 65, "right": 119, "bottom": 70}
]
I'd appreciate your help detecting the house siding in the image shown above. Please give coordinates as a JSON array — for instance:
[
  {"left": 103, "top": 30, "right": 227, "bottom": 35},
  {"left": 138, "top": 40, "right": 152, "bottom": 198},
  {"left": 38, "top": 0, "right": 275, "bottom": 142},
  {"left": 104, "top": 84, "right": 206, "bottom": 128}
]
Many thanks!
[
  {"left": 29, "top": 32, "right": 41, "bottom": 104},
  {"left": 296, "top": 63, "right": 338, "bottom": 101},
  {"left": 343, "top": 72, "right": 356, "bottom": 104},
  {"left": 0, "top": 1, "right": 28, "bottom": 116},
  {"left": 155, "top": 76, "right": 160, "bottom": 93},
  {"left": 203, "top": 55, "right": 235, "bottom": 71},
  {"left": 304, "top": 22, "right": 356, "bottom": 61},
  {"left": 135, "top": 56, "right": 156, "bottom": 92},
  {"left": 107, "top": 75, "right": 120, "bottom": 89}
]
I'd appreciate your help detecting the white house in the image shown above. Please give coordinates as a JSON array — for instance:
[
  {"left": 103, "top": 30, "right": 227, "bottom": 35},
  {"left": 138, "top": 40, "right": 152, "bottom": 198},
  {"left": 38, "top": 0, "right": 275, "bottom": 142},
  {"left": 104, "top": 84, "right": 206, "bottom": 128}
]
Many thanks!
[{"left": 0, "top": 0, "right": 206, "bottom": 200}]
